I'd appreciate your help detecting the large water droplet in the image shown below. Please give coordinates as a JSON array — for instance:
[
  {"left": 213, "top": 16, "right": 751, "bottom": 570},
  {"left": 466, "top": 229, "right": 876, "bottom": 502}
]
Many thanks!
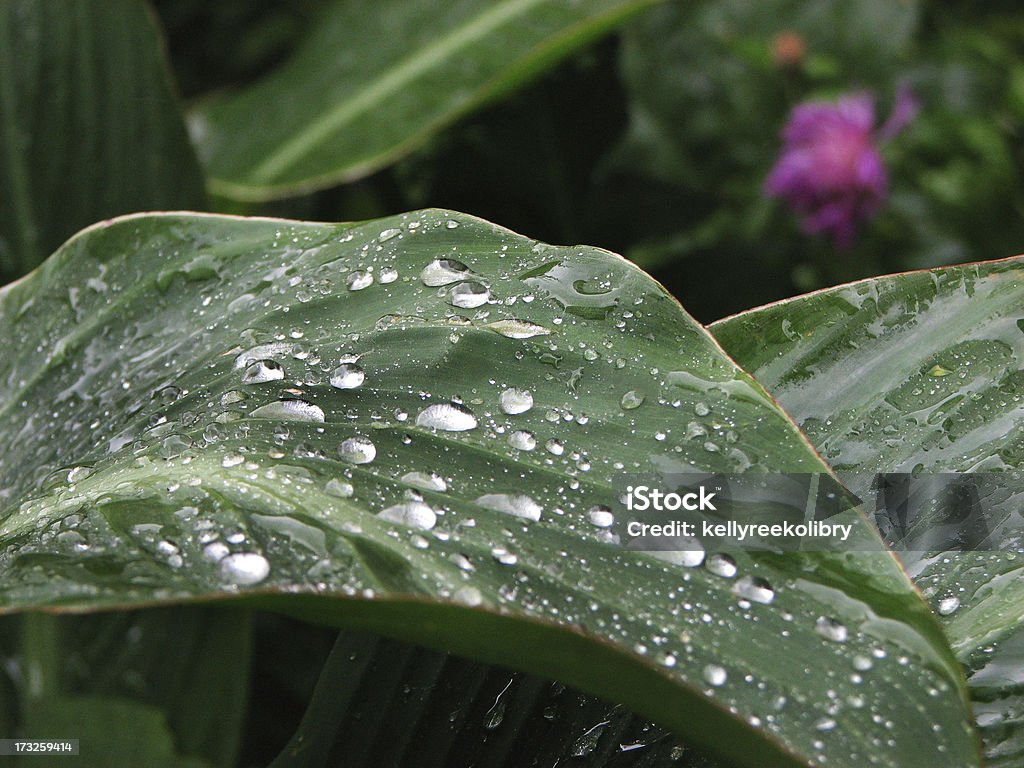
[
  {"left": 416, "top": 403, "right": 478, "bottom": 431},
  {"left": 338, "top": 437, "right": 376, "bottom": 464},
  {"left": 475, "top": 493, "right": 542, "bottom": 522},
  {"left": 486, "top": 319, "right": 551, "bottom": 339},
  {"left": 587, "top": 505, "right": 614, "bottom": 528},
  {"left": 219, "top": 552, "right": 270, "bottom": 586},
  {"left": 508, "top": 430, "right": 536, "bottom": 451},
  {"left": 330, "top": 362, "right": 365, "bottom": 390},
  {"left": 346, "top": 270, "right": 373, "bottom": 291},
  {"left": 378, "top": 501, "right": 436, "bottom": 530},
  {"left": 448, "top": 281, "right": 490, "bottom": 308},
  {"left": 242, "top": 359, "right": 284, "bottom": 384},
  {"left": 401, "top": 471, "right": 447, "bottom": 492},
  {"left": 706, "top": 553, "right": 738, "bottom": 578},
  {"left": 732, "top": 575, "right": 774, "bottom": 604},
  {"left": 421, "top": 258, "right": 472, "bottom": 286},
  {"left": 499, "top": 388, "right": 533, "bottom": 415},
  {"left": 250, "top": 400, "right": 325, "bottom": 423}
]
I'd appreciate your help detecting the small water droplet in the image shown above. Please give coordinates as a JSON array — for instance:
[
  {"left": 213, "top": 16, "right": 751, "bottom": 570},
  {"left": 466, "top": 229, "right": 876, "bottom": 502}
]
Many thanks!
[
  {"left": 703, "top": 664, "right": 727, "bottom": 687},
  {"left": 338, "top": 437, "right": 376, "bottom": 464},
  {"left": 378, "top": 227, "right": 401, "bottom": 242},
  {"left": 937, "top": 596, "right": 960, "bottom": 615},
  {"left": 242, "top": 360, "right": 284, "bottom": 384},
  {"left": 448, "top": 281, "right": 490, "bottom": 308},
  {"left": 325, "top": 479, "right": 354, "bottom": 498},
  {"left": 330, "top": 362, "right": 365, "bottom": 390},
  {"left": 416, "top": 402, "right": 478, "bottom": 431},
  {"left": 499, "top": 387, "right": 533, "bottom": 415},
  {"left": 620, "top": 390, "right": 645, "bottom": 410},
  {"left": 545, "top": 438, "right": 564, "bottom": 456},
  {"left": 219, "top": 552, "right": 270, "bottom": 586},
  {"left": 815, "top": 616, "right": 849, "bottom": 643},
  {"left": 378, "top": 266, "right": 399, "bottom": 284},
  {"left": 453, "top": 586, "right": 483, "bottom": 607}
]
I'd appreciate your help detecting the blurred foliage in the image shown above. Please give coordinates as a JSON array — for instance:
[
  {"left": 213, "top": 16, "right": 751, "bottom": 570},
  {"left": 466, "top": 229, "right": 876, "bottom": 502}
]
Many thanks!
[{"left": 152, "top": 0, "right": 1024, "bottom": 322}]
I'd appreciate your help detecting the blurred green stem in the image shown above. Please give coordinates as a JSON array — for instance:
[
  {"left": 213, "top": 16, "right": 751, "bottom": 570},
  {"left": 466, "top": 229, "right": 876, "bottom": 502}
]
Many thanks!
[{"left": 20, "top": 613, "right": 60, "bottom": 700}]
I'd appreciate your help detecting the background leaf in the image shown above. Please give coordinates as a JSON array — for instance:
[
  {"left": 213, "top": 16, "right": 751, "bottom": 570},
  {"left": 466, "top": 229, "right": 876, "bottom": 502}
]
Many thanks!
[
  {"left": 192, "top": 0, "right": 663, "bottom": 200},
  {"left": 711, "top": 257, "right": 1024, "bottom": 767},
  {"left": 0, "top": 210, "right": 977, "bottom": 767},
  {"left": 0, "top": 0, "right": 206, "bottom": 281}
]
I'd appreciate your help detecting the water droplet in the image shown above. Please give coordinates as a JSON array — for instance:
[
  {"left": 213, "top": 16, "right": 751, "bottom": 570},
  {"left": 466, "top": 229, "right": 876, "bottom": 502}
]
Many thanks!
[
  {"left": 706, "top": 553, "right": 738, "bottom": 578},
  {"left": 620, "top": 390, "right": 645, "bottom": 410},
  {"left": 242, "top": 360, "right": 284, "bottom": 384},
  {"left": 378, "top": 227, "right": 401, "bottom": 242},
  {"left": 325, "top": 479, "right": 354, "bottom": 498},
  {"left": 694, "top": 402, "right": 710, "bottom": 416},
  {"left": 703, "top": 664, "right": 727, "bottom": 687},
  {"left": 401, "top": 471, "right": 447, "bottom": 492},
  {"left": 499, "top": 387, "right": 533, "bottom": 415},
  {"left": 485, "top": 319, "right": 551, "bottom": 339},
  {"left": 545, "top": 438, "right": 564, "bottom": 456},
  {"left": 937, "top": 596, "right": 960, "bottom": 615},
  {"left": 508, "top": 430, "right": 536, "bottom": 451},
  {"left": 378, "top": 266, "right": 399, "bottom": 284},
  {"left": 448, "top": 281, "right": 490, "bottom": 308},
  {"left": 221, "top": 453, "right": 245, "bottom": 468},
  {"left": 416, "top": 402, "right": 478, "bottom": 431},
  {"left": 453, "top": 586, "right": 483, "bottom": 607},
  {"left": 250, "top": 399, "right": 325, "bottom": 423},
  {"left": 421, "top": 258, "right": 472, "bottom": 286},
  {"left": 732, "top": 575, "right": 774, "bottom": 604},
  {"left": 346, "top": 270, "right": 373, "bottom": 291},
  {"left": 378, "top": 501, "right": 436, "bottom": 530},
  {"left": 338, "top": 437, "right": 376, "bottom": 464},
  {"left": 219, "top": 552, "right": 270, "bottom": 586},
  {"left": 588, "top": 505, "right": 614, "bottom": 528},
  {"left": 330, "top": 362, "right": 365, "bottom": 390},
  {"left": 475, "top": 493, "right": 542, "bottom": 522},
  {"left": 815, "top": 616, "right": 849, "bottom": 643},
  {"left": 815, "top": 717, "right": 837, "bottom": 732},
  {"left": 571, "top": 722, "right": 609, "bottom": 758}
]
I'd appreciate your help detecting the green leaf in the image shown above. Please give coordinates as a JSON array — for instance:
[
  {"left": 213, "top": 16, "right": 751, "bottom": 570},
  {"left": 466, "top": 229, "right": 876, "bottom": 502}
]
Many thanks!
[
  {"left": 0, "top": 210, "right": 977, "bottom": 767},
  {"left": 192, "top": 0, "right": 663, "bottom": 201},
  {"left": 711, "top": 256, "right": 1024, "bottom": 767},
  {"left": 0, "top": 0, "right": 206, "bottom": 281},
  {"left": 22, "top": 695, "right": 210, "bottom": 768}
]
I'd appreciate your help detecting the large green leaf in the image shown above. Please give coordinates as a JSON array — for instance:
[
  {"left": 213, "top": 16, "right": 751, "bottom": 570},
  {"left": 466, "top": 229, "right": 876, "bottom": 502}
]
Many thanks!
[
  {"left": 192, "top": 0, "right": 663, "bottom": 201},
  {"left": 0, "top": 0, "right": 206, "bottom": 281},
  {"left": 711, "top": 257, "right": 1024, "bottom": 767},
  {"left": 0, "top": 210, "right": 977, "bottom": 767}
]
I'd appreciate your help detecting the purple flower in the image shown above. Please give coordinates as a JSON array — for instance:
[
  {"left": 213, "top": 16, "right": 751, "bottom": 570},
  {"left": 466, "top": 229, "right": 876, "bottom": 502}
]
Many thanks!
[{"left": 765, "top": 88, "right": 918, "bottom": 248}]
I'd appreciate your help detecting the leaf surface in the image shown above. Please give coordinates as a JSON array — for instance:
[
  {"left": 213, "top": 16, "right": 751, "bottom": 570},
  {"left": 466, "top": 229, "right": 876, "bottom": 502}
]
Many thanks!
[{"left": 0, "top": 211, "right": 977, "bottom": 767}]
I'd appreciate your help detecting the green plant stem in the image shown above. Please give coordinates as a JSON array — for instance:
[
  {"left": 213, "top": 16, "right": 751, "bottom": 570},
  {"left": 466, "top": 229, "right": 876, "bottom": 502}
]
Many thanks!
[{"left": 20, "top": 613, "right": 60, "bottom": 701}]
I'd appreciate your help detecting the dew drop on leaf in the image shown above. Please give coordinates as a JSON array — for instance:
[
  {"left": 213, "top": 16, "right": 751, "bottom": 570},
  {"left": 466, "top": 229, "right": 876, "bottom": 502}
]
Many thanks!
[
  {"left": 620, "top": 390, "right": 645, "bottom": 410},
  {"left": 732, "top": 575, "right": 774, "bottom": 604},
  {"left": 937, "top": 596, "right": 960, "bottom": 615},
  {"left": 703, "top": 664, "right": 727, "bottom": 687},
  {"left": 250, "top": 400, "right": 325, "bottom": 423},
  {"left": 508, "top": 430, "right": 536, "bottom": 451},
  {"left": 377, "top": 501, "right": 437, "bottom": 530},
  {"left": 241, "top": 359, "right": 284, "bottom": 384},
  {"left": 400, "top": 471, "right": 447, "bottom": 492},
  {"left": 329, "top": 362, "right": 365, "bottom": 390},
  {"left": 338, "top": 437, "right": 376, "bottom": 464},
  {"left": 706, "top": 553, "right": 738, "bottom": 578},
  {"left": 448, "top": 281, "right": 490, "bottom": 308},
  {"left": 421, "top": 258, "right": 473, "bottom": 286},
  {"left": 499, "top": 387, "right": 533, "bottom": 415},
  {"left": 587, "top": 505, "right": 614, "bottom": 528},
  {"left": 346, "top": 270, "right": 373, "bottom": 291},
  {"left": 815, "top": 616, "right": 849, "bottom": 643},
  {"left": 415, "top": 402, "right": 478, "bottom": 431},
  {"left": 475, "top": 493, "right": 542, "bottom": 521},
  {"left": 219, "top": 552, "right": 270, "bottom": 586}
]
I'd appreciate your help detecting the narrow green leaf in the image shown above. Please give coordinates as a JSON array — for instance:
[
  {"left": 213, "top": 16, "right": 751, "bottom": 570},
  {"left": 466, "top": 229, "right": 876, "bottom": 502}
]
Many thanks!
[
  {"left": 0, "top": 0, "right": 206, "bottom": 281},
  {"left": 0, "top": 211, "right": 977, "bottom": 767},
  {"left": 193, "top": 0, "right": 664, "bottom": 201},
  {"left": 711, "top": 256, "right": 1024, "bottom": 767}
]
